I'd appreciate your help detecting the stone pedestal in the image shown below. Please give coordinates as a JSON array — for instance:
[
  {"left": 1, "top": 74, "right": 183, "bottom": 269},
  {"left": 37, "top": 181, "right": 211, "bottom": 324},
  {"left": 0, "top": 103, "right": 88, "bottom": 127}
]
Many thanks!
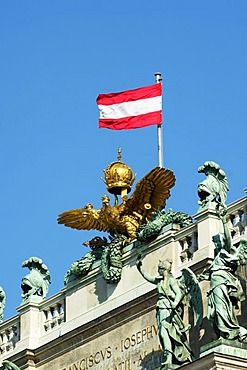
[
  {"left": 16, "top": 301, "right": 42, "bottom": 349},
  {"left": 154, "top": 339, "right": 247, "bottom": 370},
  {"left": 180, "top": 339, "right": 247, "bottom": 370}
]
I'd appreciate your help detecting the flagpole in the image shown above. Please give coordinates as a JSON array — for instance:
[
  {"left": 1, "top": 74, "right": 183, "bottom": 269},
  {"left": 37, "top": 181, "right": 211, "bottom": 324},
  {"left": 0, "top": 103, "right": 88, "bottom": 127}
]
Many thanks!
[{"left": 154, "top": 72, "right": 163, "bottom": 168}]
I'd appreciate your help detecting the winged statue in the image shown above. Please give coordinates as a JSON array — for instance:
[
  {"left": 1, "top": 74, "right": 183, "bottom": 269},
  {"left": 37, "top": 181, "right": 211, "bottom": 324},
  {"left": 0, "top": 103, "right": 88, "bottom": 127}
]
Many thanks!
[
  {"left": 136, "top": 258, "right": 202, "bottom": 368},
  {"left": 58, "top": 155, "right": 175, "bottom": 242}
]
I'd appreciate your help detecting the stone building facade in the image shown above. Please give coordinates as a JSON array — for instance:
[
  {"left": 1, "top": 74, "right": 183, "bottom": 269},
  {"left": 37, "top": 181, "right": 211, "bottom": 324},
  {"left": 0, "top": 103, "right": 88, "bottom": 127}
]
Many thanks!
[{"left": 0, "top": 194, "right": 247, "bottom": 369}]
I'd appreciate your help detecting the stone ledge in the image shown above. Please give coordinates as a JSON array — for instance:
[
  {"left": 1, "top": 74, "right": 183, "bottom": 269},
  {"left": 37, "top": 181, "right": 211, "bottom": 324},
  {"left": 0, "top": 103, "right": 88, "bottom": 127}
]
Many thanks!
[
  {"left": 180, "top": 339, "right": 247, "bottom": 370},
  {"left": 200, "top": 337, "right": 247, "bottom": 359},
  {"left": 154, "top": 340, "right": 247, "bottom": 370}
]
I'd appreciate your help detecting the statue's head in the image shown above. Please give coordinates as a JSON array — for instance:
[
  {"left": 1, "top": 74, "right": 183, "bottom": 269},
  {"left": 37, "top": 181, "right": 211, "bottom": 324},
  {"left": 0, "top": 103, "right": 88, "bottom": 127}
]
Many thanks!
[
  {"left": 212, "top": 233, "right": 225, "bottom": 251},
  {"left": 158, "top": 259, "right": 172, "bottom": 275},
  {"left": 85, "top": 203, "right": 93, "bottom": 210},
  {"left": 197, "top": 161, "right": 229, "bottom": 213}
]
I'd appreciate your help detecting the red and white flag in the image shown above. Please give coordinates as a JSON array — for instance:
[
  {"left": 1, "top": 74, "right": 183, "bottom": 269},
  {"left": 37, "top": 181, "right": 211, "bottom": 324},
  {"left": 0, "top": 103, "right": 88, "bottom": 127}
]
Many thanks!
[{"left": 96, "top": 83, "right": 162, "bottom": 130}]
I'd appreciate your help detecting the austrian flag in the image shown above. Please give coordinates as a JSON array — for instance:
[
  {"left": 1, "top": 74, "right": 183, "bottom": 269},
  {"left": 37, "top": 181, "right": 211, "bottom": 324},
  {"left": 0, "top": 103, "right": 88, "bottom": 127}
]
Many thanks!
[{"left": 96, "top": 83, "right": 162, "bottom": 130}]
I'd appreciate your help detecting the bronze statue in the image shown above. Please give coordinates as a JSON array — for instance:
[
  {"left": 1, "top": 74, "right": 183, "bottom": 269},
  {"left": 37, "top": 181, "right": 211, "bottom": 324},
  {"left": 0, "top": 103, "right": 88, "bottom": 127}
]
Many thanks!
[
  {"left": 136, "top": 257, "right": 202, "bottom": 369},
  {"left": 64, "top": 235, "right": 126, "bottom": 284},
  {"left": 58, "top": 150, "right": 175, "bottom": 242},
  {"left": 136, "top": 208, "right": 192, "bottom": 241},
  {"left": 21, "top": 257, "right": 51, "bottom": 303},
  {"left": 199, "top": 207, "right": 247, "bottom": 341},
  {"left": 197, "top": 161, "right": 229, "bottom": 212}
]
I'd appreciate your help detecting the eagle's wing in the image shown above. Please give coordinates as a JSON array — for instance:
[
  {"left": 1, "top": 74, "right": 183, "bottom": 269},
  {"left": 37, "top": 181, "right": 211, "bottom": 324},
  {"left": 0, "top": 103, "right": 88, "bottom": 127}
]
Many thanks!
[
  {"left": 57, "top": 205, "right": 109, "bottom": 232},
  {"left": 122, "top": 167, "right": 175, "bottom": 222}
]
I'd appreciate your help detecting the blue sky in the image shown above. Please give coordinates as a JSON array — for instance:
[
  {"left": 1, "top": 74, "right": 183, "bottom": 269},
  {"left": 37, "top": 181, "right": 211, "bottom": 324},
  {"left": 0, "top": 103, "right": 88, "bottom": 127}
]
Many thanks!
[{"left": 1, "top": 1, "right": 247, "bottom": 319}]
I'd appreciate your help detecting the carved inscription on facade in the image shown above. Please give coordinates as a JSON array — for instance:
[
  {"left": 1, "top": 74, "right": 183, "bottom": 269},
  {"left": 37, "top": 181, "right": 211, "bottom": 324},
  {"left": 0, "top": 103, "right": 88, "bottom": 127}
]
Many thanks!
[{"left": 62, "top": 324, "right": 162, "bottom": 370}]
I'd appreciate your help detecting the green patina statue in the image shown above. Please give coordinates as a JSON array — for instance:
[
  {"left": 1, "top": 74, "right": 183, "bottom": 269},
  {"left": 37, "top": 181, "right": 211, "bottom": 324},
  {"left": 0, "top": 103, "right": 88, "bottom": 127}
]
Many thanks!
[
  {"left": 237, "top": 237, "right": 247, "bottom": 289},
  {"left": 101, "top": 235, "right": 126, "bottom": 283},
  {"left": 0, "top": 287, "right": 6, "bottom": 323},
  {"left": 21, "top": 257, "right": 51, "bottom": 303},
  {"left": 136, "top": 208, "right": 192, "bottom": 242},
  {"left": 197, "top": 161, "right": 229, "bottom": 212},
  {"left": 64, "top": 235, "right": 126, "bottom": 285},
  {"left": 2, "top": 360, "right": 20, "bottom": 370},
  {"left": 136, "top": 257, "right": 202, "bottom": 370},
  {"left": 64, "top": 236, "right": 107, "bottom": 284},
  {"left": 199, "top": 206, "right": 247, "bottom": 342}
]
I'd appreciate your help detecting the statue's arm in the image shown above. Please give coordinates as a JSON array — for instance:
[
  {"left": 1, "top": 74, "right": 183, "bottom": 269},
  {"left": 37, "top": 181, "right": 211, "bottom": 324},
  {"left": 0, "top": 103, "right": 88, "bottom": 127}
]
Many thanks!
[
  {"left": 221, "top": 215, "right": 232, "bottom": 253},
  {"left": 197, "top": 268, "right": 210, "bottom": 282},
  {"left": 136, "top": 258, "right": 156, "bottom": 284},
  {"left": 216, "top": 205, "right": 232, "bottom": 253}
]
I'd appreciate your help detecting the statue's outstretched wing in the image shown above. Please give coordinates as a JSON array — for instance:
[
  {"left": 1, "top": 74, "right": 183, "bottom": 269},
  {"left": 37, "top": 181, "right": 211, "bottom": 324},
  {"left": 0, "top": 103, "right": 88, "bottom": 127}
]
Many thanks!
[
  {"left": 180, "top": 267, "right": 203, "bottom": 329},
  {"left": 57, "top": 204, "right": 109, "bottom": 233},
  {"left": 121, "top": 167, "right": 175, "bottom": 222}
]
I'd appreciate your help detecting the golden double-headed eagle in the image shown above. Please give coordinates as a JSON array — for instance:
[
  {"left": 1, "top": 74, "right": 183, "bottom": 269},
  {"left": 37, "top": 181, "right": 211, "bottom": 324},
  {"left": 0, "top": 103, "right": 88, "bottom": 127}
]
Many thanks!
[{"left": 58, "top": 149, "right": 175, "bottom": 242}]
